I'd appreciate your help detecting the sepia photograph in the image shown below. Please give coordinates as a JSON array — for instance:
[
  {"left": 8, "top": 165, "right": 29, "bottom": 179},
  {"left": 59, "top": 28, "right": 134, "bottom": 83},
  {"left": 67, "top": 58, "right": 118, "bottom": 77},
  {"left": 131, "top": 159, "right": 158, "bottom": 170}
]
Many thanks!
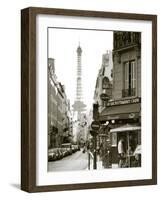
[
  {"left": 21, "top": 7, "right": 157, "bottom": 192},
  {"left": 47, "top": 28, "right": 141, "bottom": 172}
]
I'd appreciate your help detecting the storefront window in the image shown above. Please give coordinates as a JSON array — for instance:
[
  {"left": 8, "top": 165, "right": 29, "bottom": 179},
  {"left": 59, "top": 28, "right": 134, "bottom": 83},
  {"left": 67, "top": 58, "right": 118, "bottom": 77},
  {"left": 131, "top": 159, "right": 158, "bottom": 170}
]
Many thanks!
[{"left": 111, "top": 132, "right": 117, "bottom": 147}]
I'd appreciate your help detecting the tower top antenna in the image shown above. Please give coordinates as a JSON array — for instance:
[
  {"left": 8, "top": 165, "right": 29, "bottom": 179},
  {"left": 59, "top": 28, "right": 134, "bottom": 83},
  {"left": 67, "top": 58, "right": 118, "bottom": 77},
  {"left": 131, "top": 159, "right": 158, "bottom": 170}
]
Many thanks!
[{"left": 77, "top": 42, "right": 82, "bottom": 54}]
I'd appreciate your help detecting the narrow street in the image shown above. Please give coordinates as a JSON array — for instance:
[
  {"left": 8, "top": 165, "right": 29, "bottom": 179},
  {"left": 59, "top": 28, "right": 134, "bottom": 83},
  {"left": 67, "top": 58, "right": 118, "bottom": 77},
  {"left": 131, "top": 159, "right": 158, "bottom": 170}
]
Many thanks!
[{"left": 48, "top": 149, "right": 88, "bottom": 172}]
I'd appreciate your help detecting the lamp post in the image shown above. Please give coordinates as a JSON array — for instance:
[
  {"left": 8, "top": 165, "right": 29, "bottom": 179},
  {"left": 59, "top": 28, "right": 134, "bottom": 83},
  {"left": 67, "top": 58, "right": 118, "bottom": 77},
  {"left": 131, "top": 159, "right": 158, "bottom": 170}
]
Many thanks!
[
  {"left": 93, "top": 134, "right": 97, "bottom": 169},
  {"left": 90, "top": 120, "right": 100, "bottom": 169},
  {"left": 90, "top": 130, "right": 98, "bottom": 169},
  {"left": 91, "top": 96, "right": 109, "bottom": 169}
]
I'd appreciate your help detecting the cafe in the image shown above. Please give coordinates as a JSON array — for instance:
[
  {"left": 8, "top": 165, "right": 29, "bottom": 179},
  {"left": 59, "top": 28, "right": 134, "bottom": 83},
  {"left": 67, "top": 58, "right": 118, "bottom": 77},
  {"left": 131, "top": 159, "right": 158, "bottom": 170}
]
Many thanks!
[{"left": 99, "top": 97, "right": 141, "bottom": 168}]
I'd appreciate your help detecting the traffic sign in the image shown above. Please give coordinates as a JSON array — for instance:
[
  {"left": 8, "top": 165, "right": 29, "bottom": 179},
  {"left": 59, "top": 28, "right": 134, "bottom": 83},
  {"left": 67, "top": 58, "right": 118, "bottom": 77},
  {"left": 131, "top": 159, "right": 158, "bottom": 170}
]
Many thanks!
[{"left": 91, "top": 121, "right": 100, "bottom": 130}]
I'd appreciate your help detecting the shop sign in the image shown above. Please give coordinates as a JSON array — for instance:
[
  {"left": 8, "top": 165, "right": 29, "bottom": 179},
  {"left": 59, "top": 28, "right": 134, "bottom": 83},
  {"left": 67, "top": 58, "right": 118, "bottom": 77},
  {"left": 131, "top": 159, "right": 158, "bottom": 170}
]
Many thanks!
[{"left": 107, "top": 97, "right": 141, "bottom": 106}]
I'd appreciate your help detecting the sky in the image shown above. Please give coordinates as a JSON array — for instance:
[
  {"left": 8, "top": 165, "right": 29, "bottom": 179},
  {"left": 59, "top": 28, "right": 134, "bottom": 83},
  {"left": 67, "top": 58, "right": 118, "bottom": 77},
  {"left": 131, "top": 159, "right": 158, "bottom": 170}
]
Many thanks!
[{"left": 48, "top": 28, "right": 113, "bottom": 111}]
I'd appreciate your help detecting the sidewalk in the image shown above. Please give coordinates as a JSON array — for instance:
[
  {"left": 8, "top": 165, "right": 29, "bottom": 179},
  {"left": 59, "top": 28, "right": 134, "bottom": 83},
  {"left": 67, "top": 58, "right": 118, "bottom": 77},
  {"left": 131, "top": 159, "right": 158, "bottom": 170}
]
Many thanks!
[{"left": 97, "top": 160, "right": 104, "bottom": 170}]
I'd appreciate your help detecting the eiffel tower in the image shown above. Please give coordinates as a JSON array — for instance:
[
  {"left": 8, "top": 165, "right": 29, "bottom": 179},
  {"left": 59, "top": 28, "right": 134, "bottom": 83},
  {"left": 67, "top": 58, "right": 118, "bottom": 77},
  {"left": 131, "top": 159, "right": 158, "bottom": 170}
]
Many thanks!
[{"left": 72, "top": 43, "right": 86, "bottom": 120}]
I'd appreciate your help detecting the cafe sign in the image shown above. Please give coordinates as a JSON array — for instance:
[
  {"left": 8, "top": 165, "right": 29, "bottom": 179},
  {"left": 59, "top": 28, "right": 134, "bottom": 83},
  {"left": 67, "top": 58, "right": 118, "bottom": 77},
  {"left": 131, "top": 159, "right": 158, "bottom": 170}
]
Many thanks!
[{"left": 107, "top": 97, "right": 141, "bottom": 106}]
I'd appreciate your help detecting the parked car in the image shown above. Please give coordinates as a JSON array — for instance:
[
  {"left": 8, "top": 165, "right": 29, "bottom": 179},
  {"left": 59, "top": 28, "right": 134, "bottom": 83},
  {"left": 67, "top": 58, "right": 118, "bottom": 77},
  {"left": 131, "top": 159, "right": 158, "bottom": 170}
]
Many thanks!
[
  {"left": 71, "top": 144, "right": 80, "bottom": 153},
  {"left": 48, "top": 148, "right": 59, "bottom": 161},
  {"left": 61, "top": 147, "right": 68, "bottom": 157},
  {"left": 48, "top": 149, "right": 54, "bottom": 161},
  {"left": 61, "top": 143, "right": 72, "bottom": 155},
  {"left": 56, "top": 148, "right": 63, "bottom": 160},
  {"left": 71, "top": 145, "right": 76, "bottom": 153},
  {"left": 76, "top": 144, "right": 80, "bottom": 151}
]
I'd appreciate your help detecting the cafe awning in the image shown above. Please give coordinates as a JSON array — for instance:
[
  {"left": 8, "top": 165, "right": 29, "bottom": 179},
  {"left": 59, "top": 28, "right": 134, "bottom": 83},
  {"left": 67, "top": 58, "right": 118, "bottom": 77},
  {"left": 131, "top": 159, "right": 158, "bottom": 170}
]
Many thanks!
[
  {"left": 110, "top": 123, "right": 141, "bottom": 133},
  {"left": 99, "top": 103, "right": 141, "bottom": 121},
  {"left": 133, "top": 145, "right": 141, "bottom": 155}
]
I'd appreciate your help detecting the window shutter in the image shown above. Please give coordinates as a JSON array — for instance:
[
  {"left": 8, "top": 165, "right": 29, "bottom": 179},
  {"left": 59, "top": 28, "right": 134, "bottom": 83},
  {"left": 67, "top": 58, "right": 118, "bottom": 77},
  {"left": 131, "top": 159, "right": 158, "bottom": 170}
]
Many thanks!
[
  {"left": 124, "top": 62, "right": 129, "bottom": 89},
  {"left": 131, "top": 61, "right": 136, "bottom": 89}
]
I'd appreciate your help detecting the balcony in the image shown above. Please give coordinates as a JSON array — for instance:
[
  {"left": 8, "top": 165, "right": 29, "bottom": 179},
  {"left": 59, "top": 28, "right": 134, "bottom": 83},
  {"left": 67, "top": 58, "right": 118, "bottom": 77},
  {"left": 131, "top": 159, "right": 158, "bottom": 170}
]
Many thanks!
[
  {"left": 122, "top": 88, "right": 136, "bottom": 98},
  {"left": 114, "top": 32, "right": 141, "bottom": 50}
]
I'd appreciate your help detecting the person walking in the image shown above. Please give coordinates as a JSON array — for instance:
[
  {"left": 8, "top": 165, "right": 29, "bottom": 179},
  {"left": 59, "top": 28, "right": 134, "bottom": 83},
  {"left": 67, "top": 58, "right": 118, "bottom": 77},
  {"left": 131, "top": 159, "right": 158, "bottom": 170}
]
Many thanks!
[{"left": 118, "top": 138, "right": 125, "bottom": 168}]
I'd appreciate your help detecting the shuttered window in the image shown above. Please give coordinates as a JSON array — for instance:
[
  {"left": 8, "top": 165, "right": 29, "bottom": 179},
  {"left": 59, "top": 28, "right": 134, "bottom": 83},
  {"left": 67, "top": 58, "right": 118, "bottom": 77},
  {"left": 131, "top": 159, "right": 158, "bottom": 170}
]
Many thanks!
[
  {"left": 123, "top": 60, "right": 136, "bottom": 97},
  {"left": 131, "top": 61, "right": 136, "bottom": 89}
]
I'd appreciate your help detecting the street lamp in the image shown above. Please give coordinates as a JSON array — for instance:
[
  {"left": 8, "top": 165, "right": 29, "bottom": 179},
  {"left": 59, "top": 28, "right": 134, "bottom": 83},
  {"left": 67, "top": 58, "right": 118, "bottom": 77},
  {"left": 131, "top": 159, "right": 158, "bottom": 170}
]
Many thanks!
[
  {"left": 92, "top": 94, "right": 110, "bottom": 170},
  {"left": 90, "top": 120, "right": 100, "bottom": 169},
  {"left": 90, "top": 130, "right": 98, "bottom": 169}
]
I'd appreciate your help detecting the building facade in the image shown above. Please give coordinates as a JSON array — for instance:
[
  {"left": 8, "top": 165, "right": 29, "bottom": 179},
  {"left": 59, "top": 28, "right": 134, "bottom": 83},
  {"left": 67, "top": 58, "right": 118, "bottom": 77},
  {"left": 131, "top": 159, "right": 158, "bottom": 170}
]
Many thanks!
[
  {"left": 99, "top": 32, "right": 141, "bottom": 168},
  {"left": 92, "top": 51, "right": 113, "bottom": 167},
  {"left": 94, "top": 50, "right": 113, "bottom": 113},
  {"left": 48, "top": 58, "right": 73, "bottom": 148},
  {"left": 112, "top": 32, "right": 141, "bottom": 99}
]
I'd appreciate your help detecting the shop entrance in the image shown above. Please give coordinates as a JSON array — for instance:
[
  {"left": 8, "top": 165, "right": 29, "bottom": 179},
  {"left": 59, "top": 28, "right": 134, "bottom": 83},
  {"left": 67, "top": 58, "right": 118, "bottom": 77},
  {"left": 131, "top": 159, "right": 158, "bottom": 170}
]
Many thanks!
[{"left": 110, "top": 124, "right": 141, "bottom": 168}]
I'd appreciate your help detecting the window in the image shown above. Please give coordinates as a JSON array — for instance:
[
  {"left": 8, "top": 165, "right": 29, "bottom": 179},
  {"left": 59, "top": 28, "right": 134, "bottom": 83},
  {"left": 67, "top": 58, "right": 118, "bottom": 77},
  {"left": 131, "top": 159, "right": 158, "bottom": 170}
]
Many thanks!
[
  {"left": 123, "top": 60, "right": 136, "bottom": 97},
  {"left": 111, "top": 132, "right": 117, "bottom": 147},
  {"left": 102, "top": 77, "right": 110, "bottom": 89}
]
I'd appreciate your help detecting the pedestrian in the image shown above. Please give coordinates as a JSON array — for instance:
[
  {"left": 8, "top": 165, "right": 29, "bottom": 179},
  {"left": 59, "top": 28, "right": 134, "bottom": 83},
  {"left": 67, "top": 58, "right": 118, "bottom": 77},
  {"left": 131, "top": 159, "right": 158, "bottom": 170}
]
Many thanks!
[
  {"left": 82, "top": 146, "right": 86, "bottom": 153},
  {"left": 118, "top": 138, "right": 125, "bottom": 168}
]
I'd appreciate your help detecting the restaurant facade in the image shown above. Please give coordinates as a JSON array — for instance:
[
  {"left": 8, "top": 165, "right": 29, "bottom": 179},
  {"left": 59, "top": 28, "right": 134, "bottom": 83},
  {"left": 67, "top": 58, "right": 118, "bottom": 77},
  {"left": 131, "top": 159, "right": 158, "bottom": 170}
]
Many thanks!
[{"left": 99, "top": 31, "right": 141, "bottom": 168}]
